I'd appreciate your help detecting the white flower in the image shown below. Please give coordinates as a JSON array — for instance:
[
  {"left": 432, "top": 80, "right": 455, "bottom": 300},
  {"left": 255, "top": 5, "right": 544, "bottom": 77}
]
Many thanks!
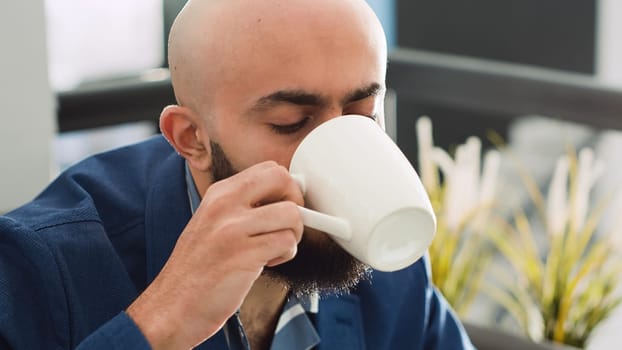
[
  {"left": 430, "top": 136, "right": 499, "bottom": 232},
  {"left": 473, "top": 150, "right": 501, "bottom": 230},
  {"left": 610, "top": 211, "right": 622, "bottom": 253},
  {"left": 479, "top": 150, "right": 501, "bottom": 207},
  {"left": 416, "top": 117, "right": 500, "bottom": 233},
  {"left": 416, "top": 116, "right": 437, "bottom": 192},
  {"left": 431, "top": 146, "right": 461, "bottom": 230},
  {"left": 546, "top": 148, "right": 604, "bottom": 235},
  {"left": 460, "top": 137, "right": 482, "bottom": 221},
  {"left": 573, "top": 148, "right": 604, "bottom": 231},
  {"left": 546, "top": 156, "right": 569, "bottom": 236}
]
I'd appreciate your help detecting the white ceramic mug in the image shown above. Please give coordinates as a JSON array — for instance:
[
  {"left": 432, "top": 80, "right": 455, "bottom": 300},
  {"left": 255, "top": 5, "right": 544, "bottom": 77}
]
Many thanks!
[{"left": 290, "top": 115, "right": 436, "bottom": 272}]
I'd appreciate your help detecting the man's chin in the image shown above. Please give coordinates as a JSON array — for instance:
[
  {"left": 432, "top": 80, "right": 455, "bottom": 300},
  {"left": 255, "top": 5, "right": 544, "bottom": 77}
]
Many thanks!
[{"left": 264, "top": 228, "right": 371, "bottom": 297}]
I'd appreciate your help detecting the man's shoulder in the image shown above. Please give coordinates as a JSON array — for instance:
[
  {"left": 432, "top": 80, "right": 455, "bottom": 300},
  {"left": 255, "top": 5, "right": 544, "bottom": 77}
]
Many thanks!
[
  {"left": 87, "top": 134, "right": 174, "bottom": 168},
  {"left": 6, "top": 135, "right": 179, "bottom": 234},
  {"left": 0, "top": 213, "right": 144, "bottom": 348}
]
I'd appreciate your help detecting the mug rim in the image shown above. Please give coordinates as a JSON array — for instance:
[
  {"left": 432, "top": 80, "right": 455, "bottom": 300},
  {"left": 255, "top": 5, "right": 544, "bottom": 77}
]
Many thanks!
[{"left": 290, "top": 114, "right": 377, "bottom": 169}]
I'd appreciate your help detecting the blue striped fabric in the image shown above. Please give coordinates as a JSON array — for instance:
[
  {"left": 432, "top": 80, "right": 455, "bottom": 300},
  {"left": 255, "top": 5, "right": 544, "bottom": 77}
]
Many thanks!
[
  {"left": 185, "top": 164, "right": 321, "bottom": 350},
  {"left": 270, "top": 296, "right": 320, "bottom": 350}
]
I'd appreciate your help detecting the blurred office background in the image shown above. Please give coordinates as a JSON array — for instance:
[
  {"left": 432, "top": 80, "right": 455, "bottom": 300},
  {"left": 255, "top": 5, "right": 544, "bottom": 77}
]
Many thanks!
[{"left": 1, "top": 0, "right": 622, "bottom": 347}]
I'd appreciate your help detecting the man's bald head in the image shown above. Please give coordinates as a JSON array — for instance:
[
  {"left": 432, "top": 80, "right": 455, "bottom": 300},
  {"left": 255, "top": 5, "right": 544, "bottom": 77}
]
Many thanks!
[
  {"left": 167, "top": 0, "right": 387, "bottom": 115},
  {"left": 162, "top": 0, "right": 389, "bottom": 295}
]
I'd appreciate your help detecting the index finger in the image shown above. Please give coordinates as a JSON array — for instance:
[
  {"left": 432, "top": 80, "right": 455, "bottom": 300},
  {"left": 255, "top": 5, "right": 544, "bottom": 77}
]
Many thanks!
[{"left": 223, "top": 161, "right": 304, "bottom": 208}]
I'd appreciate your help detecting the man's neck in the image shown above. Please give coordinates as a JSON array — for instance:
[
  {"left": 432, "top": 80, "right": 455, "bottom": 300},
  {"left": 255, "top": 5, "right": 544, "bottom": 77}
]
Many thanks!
[{"left": 239, "top": 275, "right": 289, "bottom": 350}]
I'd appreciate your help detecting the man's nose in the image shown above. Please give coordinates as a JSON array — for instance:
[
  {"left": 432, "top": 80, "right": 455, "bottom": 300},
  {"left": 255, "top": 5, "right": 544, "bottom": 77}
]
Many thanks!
[{"left": 314, "top": 107, "right": 346, "bottom": 126}]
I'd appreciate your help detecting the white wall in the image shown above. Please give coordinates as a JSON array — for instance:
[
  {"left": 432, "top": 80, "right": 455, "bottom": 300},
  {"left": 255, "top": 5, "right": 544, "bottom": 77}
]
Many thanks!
[
  {"left": 0, "top": 0, "right": 56, "bottom": 213},
  {"left": 597, "top": 0, "right": 622, "bottom": 85},
  {"left": 45, "top": 0, "right": 164, "bottom": 91}
]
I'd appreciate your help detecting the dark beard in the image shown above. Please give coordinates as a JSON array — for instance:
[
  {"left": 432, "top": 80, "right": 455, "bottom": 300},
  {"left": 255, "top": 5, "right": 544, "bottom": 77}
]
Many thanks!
[
  {"left": 209, "top": 140, "right": 371, "bottom": 296},
  {"left": 264, "top": 231, "right": 371, "bottom": 297},
  {"left": 210, "top": 141, "right": 237, "bottom": 183}
]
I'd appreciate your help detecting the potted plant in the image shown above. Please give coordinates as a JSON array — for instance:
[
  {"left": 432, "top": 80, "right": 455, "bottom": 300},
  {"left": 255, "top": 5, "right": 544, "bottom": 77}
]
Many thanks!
[
  {"left": 415, "top": 116, "right": 501, "bottom": 317},
  {"left": 484, "top": 143, "right": 622, "bottom": 349},
  {"left": 416, "top": 116, "right": 622, "bottom": 349}
]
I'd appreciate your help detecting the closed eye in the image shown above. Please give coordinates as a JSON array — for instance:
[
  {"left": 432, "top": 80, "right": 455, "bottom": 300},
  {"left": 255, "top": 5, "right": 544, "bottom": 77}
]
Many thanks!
[{"left": 270, "top": 117, "right": 311, "bottom": 135}]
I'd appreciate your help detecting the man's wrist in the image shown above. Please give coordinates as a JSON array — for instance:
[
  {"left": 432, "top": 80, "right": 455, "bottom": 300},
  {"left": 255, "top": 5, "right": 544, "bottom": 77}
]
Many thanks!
[{"left": 126, "top": 298, "right": 187, "bottom": 350}]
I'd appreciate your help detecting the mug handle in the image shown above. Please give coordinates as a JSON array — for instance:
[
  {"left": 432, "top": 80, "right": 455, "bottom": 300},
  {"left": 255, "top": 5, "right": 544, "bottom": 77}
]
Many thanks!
[
  {"left": 297, "top": 206, "right": 352, "bottom": 241},
  {"left": 290, "top": 174, "right": 352, "bottom": 241}
]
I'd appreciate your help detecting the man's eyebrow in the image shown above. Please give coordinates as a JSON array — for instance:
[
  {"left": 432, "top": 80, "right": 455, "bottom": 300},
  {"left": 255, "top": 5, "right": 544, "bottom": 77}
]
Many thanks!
[
  {"left": 252, "top": 90, "right": 329, "bottom": 111},
  {"left": 342, "top": 82, "right": 384, "bottom": 105},
  {"left": 249, "top": 83, "right": 383, "bottom": 113}
]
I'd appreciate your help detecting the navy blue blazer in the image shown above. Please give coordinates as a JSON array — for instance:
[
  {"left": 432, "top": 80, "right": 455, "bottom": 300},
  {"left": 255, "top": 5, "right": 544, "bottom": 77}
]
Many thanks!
[{"left": 0, "top": 136, "right": 474, "bottom": 349}]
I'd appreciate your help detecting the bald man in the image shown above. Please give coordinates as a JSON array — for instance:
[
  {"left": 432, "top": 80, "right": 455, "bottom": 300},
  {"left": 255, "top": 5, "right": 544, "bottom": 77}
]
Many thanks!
[{"left": 0, "top": 0, "right": 474, "bottom": 349}]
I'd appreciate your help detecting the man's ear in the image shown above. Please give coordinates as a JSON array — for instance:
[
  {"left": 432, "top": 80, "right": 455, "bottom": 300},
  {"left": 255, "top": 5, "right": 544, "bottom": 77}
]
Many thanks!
[{"left": 159, "top": 105, "right": 212, "bottom": 171}]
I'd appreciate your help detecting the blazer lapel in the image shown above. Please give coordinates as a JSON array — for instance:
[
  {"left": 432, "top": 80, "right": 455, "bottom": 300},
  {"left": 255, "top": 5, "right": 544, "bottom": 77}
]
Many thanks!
[
  {"left": 143, "top": 152, "right": 232, "bottom": 349},
  {"left": 317, "top": 294, "right": 366, "bottom": 350},
  {"left": 144, "top": 152, "right": 191, "bottom": 284}
]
